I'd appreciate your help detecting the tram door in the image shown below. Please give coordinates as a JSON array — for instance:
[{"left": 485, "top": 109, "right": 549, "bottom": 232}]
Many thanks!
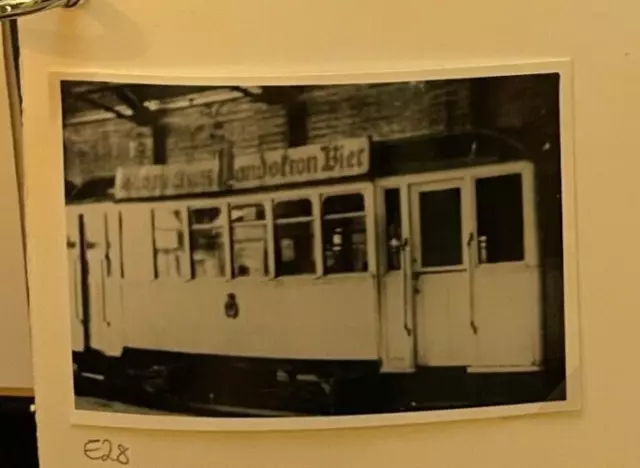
[
  {"left": 68, "top": 206, "right": 124, "bottom": 357},
  {"left": 66, "top": 209, "right": 85, "bottom": 352},
  {"left": 409, "top": 178, "right": 476, "bottom": 367},
  {"left": 408, "top": 167, "right": 542, "bottom": 371}
]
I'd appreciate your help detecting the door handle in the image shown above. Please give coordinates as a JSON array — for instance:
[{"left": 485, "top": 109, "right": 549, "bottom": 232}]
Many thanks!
[{"left": 0, "top": 0, "right": 83, "bottom": 20}]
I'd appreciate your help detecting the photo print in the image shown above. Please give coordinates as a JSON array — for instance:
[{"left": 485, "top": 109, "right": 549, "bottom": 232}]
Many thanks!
[{"left": 60, "top": 68, "right": 574, "bottom": 426}]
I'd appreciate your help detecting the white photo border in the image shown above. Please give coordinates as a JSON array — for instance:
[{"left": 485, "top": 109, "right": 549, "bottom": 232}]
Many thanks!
[{"left": 28, "top": 58, "right": 580, "bottom": 433}]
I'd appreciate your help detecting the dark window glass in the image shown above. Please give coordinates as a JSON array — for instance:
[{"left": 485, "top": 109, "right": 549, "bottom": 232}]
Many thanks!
[
  {"left": 384, "top": 188, "right": 402, "bottom": 271},
  {"left": 153, "top": 208, "right": 188, "bottom": 278},
  {"left": 230, "top": 202, "right": 268, "bottom": 277},
  {"left": 275, "top": 222, "right": 315, "bottom": 275},
  {"left": 274, "top": 198, "right": 315, "bottom": 276},
  {"left": 321, "top": 193, "right": 368, "bottom": 274},
  {"left": 231, "top": 224, "right": 269, "bottom": 277},
  {"left": 188, "top": 207, "right": 225, "bottom": 278},
  {"left": 322, "top": 217, "right": 368, "bottom": 274},
  {"left": 189, "top": 207, "right": 223, "bottom": 226},
  {"left": 274, "top": 199, "right": 312, "bottom": 219},
  {"left": 418, "top": 188, "right": 463, "bottom": 268},
  {"left": 475, "top": 173, "right": 524, "bottom": 263},
  {"left": 230, "top": 203, "right": 265, "bottom": 222},
  {"left": 322, "top": 193, "right": 365, "bottom": 216}
]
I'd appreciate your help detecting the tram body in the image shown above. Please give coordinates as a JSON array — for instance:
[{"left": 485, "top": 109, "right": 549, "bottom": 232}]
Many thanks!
[{"left": 66, "top": 139, "right": 543, "bottom": 383}]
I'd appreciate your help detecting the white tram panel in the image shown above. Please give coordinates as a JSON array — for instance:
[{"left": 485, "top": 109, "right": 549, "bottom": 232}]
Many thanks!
[
  {"left": 66, "top": 206, "right": 83, "bottom": 353},
  {"left": 66, "top": 157, "right": 543, "bottom": 376},
  {"left": 66, "top": 203, "right": 125, "bottom": 357},
  {"left": 377, "top": 160, "right": 543, "bottom": 374},
  {"left": 118, "top": 182, "right": 380, "bottom": 362},
  {"left": 469, "top": 161, "right": 542, "bottom": 371}
]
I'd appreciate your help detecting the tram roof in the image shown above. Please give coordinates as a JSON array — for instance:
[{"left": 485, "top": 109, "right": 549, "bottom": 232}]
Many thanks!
[{"left": 66, "top": 130, "right": 529, "bottom": 204}]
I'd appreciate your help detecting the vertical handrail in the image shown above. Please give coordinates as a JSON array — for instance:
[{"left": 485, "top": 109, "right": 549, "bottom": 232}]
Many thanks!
[
  {"left": 72, "top": 253, "right": 81, "bottom": 324},
  {"left": 392, "top": 237, "right": 412, "bottom": 337},
  {"left": 467, "top": 232, "right": 478, "bottom": 335},
  {"left": 100, "top": 259, "right": 110, "bottom": 327}
]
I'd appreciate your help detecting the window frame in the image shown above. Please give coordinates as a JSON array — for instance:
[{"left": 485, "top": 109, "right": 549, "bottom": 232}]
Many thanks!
[
  {"left": 469, "top": 166, "right": 538, "bottom": 269},
  {"left": 271, "top": 196, "right": 318, "bottom": 279},
  {"left": 144, "top": 181, "right": 376, "bottom": 283},
  {"left": 410, "top": 177, "right": 470, "bottom": 274},
  {"left": 228, "top": 200, "right": 272, "bottom": 281},
  {"left": 319, "top": 189, "right": 372, "bottom": 278},
  {"left": 374, "top": 160, "right": 538, "bottom": 275},
  {"left": 186, "top": 202, "right": 229, "bottom": 281},
  {"left": 150, "top": 203, "right": 193, "bottom": 281}
]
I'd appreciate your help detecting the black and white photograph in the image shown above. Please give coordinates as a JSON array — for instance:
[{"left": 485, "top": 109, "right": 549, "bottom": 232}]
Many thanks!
[{"left": 61, "top": 70, "right": 572, "bottom": 423}]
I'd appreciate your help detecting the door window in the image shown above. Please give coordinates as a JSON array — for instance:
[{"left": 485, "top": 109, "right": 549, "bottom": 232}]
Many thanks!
[
  {"left": 474, "top": 173, "right": 525, "bottom": 264},
  {"left": 418, "top": 187, "right": 463, "bottom": 268}
]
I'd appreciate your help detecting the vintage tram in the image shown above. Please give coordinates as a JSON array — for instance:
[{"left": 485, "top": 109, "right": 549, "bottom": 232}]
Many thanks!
[{"left": 66, "top": 131, "right": 562, "bottom": 415}]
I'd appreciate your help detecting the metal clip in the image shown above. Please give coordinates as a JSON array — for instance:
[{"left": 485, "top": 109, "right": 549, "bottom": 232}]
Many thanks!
[{"left": 0, "top": 0, "right": 84, "bottom": 21}]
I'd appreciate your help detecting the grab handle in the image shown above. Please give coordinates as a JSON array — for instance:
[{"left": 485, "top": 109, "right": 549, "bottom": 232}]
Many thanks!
[
  {"left": 467, "top": 232, "right": 478, "bottom": 335},
  {"left": 100, "top": 261, "right": 111, "bottom": 327},
  {"left": 390, "top": 237, "right": 412, "bottom": 337}
]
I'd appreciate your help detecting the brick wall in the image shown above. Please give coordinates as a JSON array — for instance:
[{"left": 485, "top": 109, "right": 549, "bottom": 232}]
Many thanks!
[
  {"left": 471, "top": 73, "right": 560, "bottom": 143},
  {"left": 63, "top": 117, "right": 147, "bottom": 185},
  {"left": 304, "top": 81, "right": 471, "bottom": 143},
  {"left": 62, "top": 80, "right": 472, "bottom": 185}
]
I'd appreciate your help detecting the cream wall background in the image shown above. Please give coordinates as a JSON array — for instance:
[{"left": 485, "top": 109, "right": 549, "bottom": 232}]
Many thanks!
[
  {"left": 15, "top": 0, "right": 637, "bottom": 466},
  {"left": 0, "top": 29, "right": 32, "bottom": 394}
]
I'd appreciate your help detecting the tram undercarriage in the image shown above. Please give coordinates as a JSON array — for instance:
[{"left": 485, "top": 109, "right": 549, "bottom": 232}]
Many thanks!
[{"left": 72, "top": 347, "right": 562, "bottom": 417}]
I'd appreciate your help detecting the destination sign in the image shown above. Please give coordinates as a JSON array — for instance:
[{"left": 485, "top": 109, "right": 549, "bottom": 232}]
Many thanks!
[
  {"left": 113, "top": 137, "right": 370, "bottom": 200},
  {"left": 114, "top": 160, "right": 220, "bottom": 200},
  {"left": 229, "top": 137, "right": 370, "bottom": 189}
]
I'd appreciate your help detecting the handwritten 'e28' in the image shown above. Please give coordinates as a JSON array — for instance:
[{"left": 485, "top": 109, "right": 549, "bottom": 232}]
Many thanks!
[{"left": 83, "top": 439, "right": 130, "bottom": 465}]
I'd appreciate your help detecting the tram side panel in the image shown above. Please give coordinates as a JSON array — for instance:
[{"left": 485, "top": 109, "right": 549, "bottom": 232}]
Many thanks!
[
  {"left": 377, "top": 161, "right": 545, "bottom": 375},
  {"left": 471, "top": 266, "right": 542, "bottom": 369},
  {"left": 66, "top": 162, "right": 550, "bottom": 378},
  {"left": 469, "top": 164, "right": 543, "bottom": 371},
  {"left": 66, "top": 203, "right": 126, "bottom": 358},
  {"left": 66, "top": 208, "right": 84, "bottom": 353},
  {"left": 378, "top": 270, "right": 416, "bottom": 373},
  {"left": 117, "top": 203, "right": 380, "bottom": 363}
]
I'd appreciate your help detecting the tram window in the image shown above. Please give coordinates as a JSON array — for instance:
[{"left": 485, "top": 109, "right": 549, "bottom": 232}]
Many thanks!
[
  {"left": 230, "top": 202, "right": 269, "bottom": 277},
  {"left": 230, "top": 203, "right": 266, "bottom": 222},
  {"left": 273, "top": 198, "right": 312, "bottom": 219},
  {"left": 322, "top": 193, "right": 368, "bottom": 274},
  {"left": 274, "top": 199, "right": 315, "bottom": 276},
  {"left": 475, "top": 173, "right": 525, "bottom": 263},
  {"left": 323, "top": 193, "right": 365, "bottom": 215},
  {"left": 384, "top": 188, "right": 402, "bottom": 271},
  {"left": 418, "top": 188, "right": 463, "bottom": 268},
  {"left": 152, "top": 208, "right": 188, "bottom": 279},
  {"left": 188, "top": 207, "right": 226, "bottom": 278}
]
